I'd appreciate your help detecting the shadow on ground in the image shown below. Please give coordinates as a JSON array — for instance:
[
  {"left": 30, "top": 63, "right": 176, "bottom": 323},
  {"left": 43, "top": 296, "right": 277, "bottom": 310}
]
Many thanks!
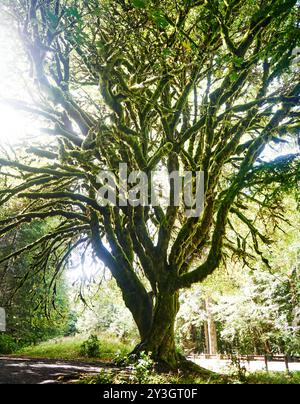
[{"left": 0, "top": 356, "right": 114, "bottom": 384}]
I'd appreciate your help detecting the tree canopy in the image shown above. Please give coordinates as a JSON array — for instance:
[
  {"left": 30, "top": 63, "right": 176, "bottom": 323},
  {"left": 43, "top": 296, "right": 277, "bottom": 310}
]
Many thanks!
[{"left": 0, "top": 0, "right": 299, "bottom": 368}]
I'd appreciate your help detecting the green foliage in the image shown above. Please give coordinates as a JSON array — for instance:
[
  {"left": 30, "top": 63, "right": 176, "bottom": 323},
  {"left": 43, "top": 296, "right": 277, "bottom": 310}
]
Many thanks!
[
  {"left": 149, "top": 10, "right": 169, "bottom": 29},
  {"left": 229, "top": 71, "right": 239, "bottom": 82},
  {"left": 64, "top": 311, "right": 78, "bottom": 337},
  {"left": 214, "top": 268, "right": 300, "bottom": 355},
  {"left": 176, "top": 206, "right": 300, "bottom": 357},
  {"left": 131, "top": 0, "right": 148, "bottom": 8},
  {"left": 0, "top": 333, "right": 17, "bottom": 354},
  {"left": 113, "top": 350, "right": 129, "bottom": 366},
  {"left": 82, "top": 369, "right": 115, "bottom": 384},
  {"left": 80, "top": 334, "right": 101, "bottom": 358},
  {"left": 73, "top": 279, "right": 138, "bottom": 342},
  {"left": 17, "top": 336, "right": 85, "bottom": 360},
  {"left": 80, "top": 363, "right": 300, "bottom": 385},
  {"left": 177, "top": 266, "right": 300, "bottom": 356},
  {"left": 18, "top": 334, "right": 132, "bottom": 361},
  {"left": 0, "top": 213, "right": 70, "bottom": 346},
  {"left": 45, "top": 10, "right": 59, "bottom": 31},
  {"left": 64, "top": 6, "right": 80, "bottom": 19},
  {"left": 0, "top": 0, "right": 299, "bottom": 368},
  {"left": 112, "top": 350, "right": 155, "bottom": 383},
  {"left": 129, "top": 351, "right": 155, "bottom": 384},
  {"left": 228, "top": 354, "right": 248, "bottom": 383},
  {"left": 245, "top": 371, "right": 300, "bottom": 385},
  {"left": 79, "top": 367, "right": 300, "bottom": 385}
]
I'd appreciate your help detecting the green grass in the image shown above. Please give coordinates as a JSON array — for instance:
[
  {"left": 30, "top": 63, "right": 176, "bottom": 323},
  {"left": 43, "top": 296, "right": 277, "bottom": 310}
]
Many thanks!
[
  {"left": 147, "top": 371, "right": 300, "bottom": 384},
  {"left": 79, "top": 370, "right": 300, "bottom": 384},
  {"left": 14, "top": 337, "right": 300, "bottom": 384},
  {"left": 245, "top": 371, "right": 300, "bottom": 384},
  {"left": 16, "top": 334, "right": 133, "bottom": 361}
]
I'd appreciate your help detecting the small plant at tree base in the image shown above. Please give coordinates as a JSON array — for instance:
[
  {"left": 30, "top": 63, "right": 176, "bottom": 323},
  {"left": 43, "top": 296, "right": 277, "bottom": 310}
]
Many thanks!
[
  {"left": 80, "top": 334, "right": 100, "bottom": 358},
  {"left": 0, "top": 334, "right": 18, "bottom": 354},
  {"left": 228, "top": 354, "right": 247, "bottom": 383},
  {"left": 129, "top": 351, "right": 155, "bottom": 384},
  {"left": 89, "top": 369, "right": 115, "bottom": 384},
  {"left": 113, "top": 350, "right": 130, "bottom": 367}
]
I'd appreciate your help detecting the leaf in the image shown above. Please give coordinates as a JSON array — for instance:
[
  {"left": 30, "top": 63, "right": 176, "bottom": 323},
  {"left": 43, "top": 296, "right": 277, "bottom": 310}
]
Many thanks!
[
  {"left": 233, "top": 56, "right": 244, "bottom": 67},
  {"left": 91, "top": 8, "right": 102, "bottom": 16},
  {"left": 150, "top": 10, "right": 169, "bottom": 29},
  {"left": 182, "top": 41, "right": 192, "bottom": 52},
  {"left": 132, "top": 0, "right": 148, "bottom": 8},
  {"left": 163, "top": 48, "right": 174, "bottom": 57},
  {"left": 230, "top": 71, "right": 239, "bottom": 82},
  {"left": 65, "top": 6, "right": 80, "bottom": 19},
  {"left": 96, "top": 41, "right": 105, "bottom": 50}
]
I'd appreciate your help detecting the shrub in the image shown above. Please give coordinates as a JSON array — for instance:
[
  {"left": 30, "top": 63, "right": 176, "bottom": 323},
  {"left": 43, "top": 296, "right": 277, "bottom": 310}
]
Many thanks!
[
  {"left": 113, "top": 349, "right": 128, "bottom": 366},
  {"left": 246, "top": 371, "right": 300, "bottom": 385},
  {"left": 80, "top": 334, "right": 101, "bottom": 358},
  {"left": 129, "top": 351, "right": 154, "bottom": 384},
  {"left": 86, "top": 369, "right": 115, "bottom": 384},
  {"left": 228, "top": 354, "right": 247, "bottom": 383},
  {"left": 0, "top": 333, "right": 18, "bottom": 354}
]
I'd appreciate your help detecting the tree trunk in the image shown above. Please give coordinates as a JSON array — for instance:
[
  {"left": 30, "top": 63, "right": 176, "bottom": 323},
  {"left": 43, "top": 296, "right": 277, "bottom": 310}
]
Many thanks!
[
  {"left": 204, "top": 298, "right": 218, "bottom": 355},
  {"left": 117, "top": 274, "right": 153, "bottom": 341},
  {"left": 133, "top": 291, "right": 180, "bottom": 369}
]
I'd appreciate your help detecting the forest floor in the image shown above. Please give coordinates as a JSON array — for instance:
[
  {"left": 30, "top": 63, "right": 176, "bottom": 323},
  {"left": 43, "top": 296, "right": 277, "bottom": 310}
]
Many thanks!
[
  {"left": 1, "top": 355, "right": 300, "bottom": 384},
  {"left": 191, "top": 357, "right": 300, "bottom": 373},
  {"left": 0, "top": 356, "right": 116, "bottom": 384}
]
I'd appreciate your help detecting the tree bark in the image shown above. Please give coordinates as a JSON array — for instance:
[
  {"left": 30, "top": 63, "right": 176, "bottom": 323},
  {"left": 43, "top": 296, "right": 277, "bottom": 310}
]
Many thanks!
[
  {"left": 133, "top": 291, "right": 180, "bottom": 369},
  {"left": 119, "top": 279, "right": 154, "bottom": 342},
  {"left": 204, "top": 298, "right": 218, "bottom": 355}
]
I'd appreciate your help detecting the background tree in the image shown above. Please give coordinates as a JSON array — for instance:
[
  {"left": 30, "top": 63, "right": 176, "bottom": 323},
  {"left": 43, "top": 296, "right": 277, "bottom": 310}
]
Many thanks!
[
  {"left": 0, "top": 0, "right": 299, "bottom": 368},
  {"left": 73, "top": 278, "right": 138, "bottom": 342},
  {"left": 0, "top": 200, "right": 69, "bottom": 350},
  {"left": 176, "top": 201, "right": 300, "bottom": 356},
  {"left": 214, "top": 268, "right": 300, "bottom": 356}
]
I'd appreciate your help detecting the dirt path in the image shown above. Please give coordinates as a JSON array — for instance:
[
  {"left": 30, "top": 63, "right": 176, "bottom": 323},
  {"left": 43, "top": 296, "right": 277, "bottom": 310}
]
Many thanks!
[{"left": 0, "top": 356, "right": 113, "bottom": 384}]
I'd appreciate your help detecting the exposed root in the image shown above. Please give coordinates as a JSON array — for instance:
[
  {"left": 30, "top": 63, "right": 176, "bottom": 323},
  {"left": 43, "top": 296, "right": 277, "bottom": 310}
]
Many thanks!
[
  {"left": 124, "top": 345, "right": 228, "bottom": 383},
  {"left": 154, "top": 353, "right": 231, "bottom": 383},
  {"left": 177, "top": 355, "right": 214, "bottom": 375}
]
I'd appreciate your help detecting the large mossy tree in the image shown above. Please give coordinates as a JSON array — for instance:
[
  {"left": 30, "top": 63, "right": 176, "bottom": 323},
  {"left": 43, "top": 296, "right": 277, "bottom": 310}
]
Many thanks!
[{"left": 0, "top": 0, "right": 299, "bottom": 368}]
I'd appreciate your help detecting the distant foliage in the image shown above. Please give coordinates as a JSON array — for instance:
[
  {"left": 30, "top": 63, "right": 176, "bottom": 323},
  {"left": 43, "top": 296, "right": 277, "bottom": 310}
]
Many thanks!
[
  {"left": 73, "top": 279, "right": 138, "bottom": 342},
  {"left": 175, "top": 203, "right": 300, "bottom": 356},
  {"left": 0, "top": 204, "right": 70, "bottom": 347},
  {"left": 215, "top": 268, "right": 300, "bottom": 355},
  {"left": 80, "top": 334, "right": 101, "bottom": 358},
  {"left": 0, "top": 334, "right": 17, "bottom": 354}
]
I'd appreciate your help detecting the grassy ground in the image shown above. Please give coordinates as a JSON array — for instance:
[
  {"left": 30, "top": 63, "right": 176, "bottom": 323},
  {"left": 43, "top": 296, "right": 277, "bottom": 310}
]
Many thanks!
[
  {"left": 16, "top": 334, "right": 132, "bottom": 361},
  {"left": 13, "top": 336, "right": 300, "bottom": 384},
  {"left": 245, "top": 371, "right": 300, "bottom": 384},
  {"left": 78, "top": 368, "right": 300, "bottom": 384},
  {"left": 79, "top": 368, "right": 300, "bottom": 384}
]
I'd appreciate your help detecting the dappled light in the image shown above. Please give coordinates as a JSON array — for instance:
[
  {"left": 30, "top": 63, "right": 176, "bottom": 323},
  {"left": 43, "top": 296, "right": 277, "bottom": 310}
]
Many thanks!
[
  {"left": 0, "top": 356, "right": 110, "bottom": 384},
  {"left": 0, "top": 0, "right": 299, "bottom": 386}
]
